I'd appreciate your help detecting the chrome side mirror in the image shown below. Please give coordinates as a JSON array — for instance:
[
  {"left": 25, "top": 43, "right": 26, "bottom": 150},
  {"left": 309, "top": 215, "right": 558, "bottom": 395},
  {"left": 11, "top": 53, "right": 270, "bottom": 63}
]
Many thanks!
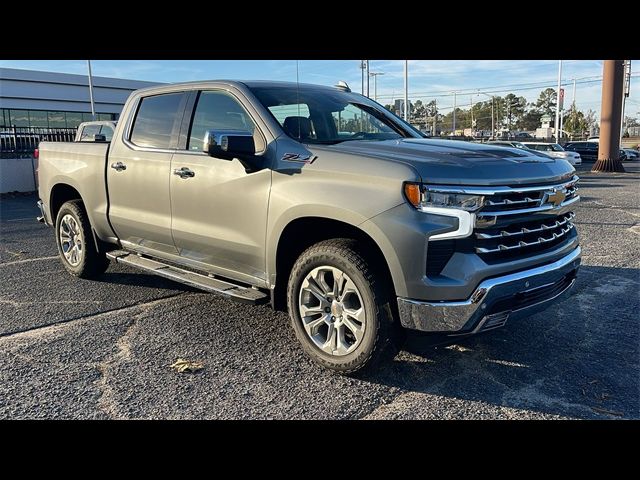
[{"left": 203, "top": 130, "right": 255, "bottom": 160}]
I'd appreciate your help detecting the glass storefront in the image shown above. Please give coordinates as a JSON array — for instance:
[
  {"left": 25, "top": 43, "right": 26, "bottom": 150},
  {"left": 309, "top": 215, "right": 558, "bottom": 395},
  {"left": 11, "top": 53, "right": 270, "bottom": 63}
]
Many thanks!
[{"left": 1, "top": 109, "right": 117, "bottom": 128}]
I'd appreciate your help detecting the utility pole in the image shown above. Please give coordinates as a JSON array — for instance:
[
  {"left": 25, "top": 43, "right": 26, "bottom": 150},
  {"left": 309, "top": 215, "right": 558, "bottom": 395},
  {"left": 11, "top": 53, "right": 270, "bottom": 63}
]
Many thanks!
[
  {"left": 87, "top": 60, "right": 96, "bottom": 120},
  {"left": 491, "top": 97, "right": 494, "bottom": 139},
  {"left": 452, "top": 91, "right": 457, "bottom": 134},
  {"left": 572, "top": 78, "right": 576, "bottom": 109},
  {"left": 365, "top": 60, "right": 370, "bottom": 97},
  {"left": 592, "top": 60, "right": 625, "bottom": 173},
  {"left": 555, "top": 60, "right": 562, "bottom": 142},
  {"left": 403, "top": 60, "right": 409, "bottom": 121},
  {"left": 433, "top": 98, "right": 437, "bottom": 136},
  {"left": 620, "top": 60, "right": 631, "bottom": 143},
  {"left": 360, "top": 60, "right": 366, "bottom": 95},
  {"left": 369, "top": 71, "right": 385, "bottom": 102}
]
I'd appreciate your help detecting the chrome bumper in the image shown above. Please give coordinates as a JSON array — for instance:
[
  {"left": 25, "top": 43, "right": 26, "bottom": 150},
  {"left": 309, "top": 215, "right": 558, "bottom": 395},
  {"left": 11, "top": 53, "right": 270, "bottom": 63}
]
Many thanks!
[{"left": 397, "top": 247, "right": 581, "bottom": 333}]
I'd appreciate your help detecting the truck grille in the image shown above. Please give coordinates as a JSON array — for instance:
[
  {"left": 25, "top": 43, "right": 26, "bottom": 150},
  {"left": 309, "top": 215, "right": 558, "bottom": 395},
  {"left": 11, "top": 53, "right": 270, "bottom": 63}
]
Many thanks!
[
  {"left": 425, "top": 175, "right": 580, "bottom": 274},
  {"left": 475, "top": 212, "right": 575, "bottom": 257}
]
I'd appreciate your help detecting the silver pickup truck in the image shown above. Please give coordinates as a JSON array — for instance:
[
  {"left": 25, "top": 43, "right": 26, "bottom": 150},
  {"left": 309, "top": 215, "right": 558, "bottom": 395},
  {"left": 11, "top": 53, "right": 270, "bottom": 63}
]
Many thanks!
[{"left": 36, "top": 80, "right": 581, "bottom": 373}]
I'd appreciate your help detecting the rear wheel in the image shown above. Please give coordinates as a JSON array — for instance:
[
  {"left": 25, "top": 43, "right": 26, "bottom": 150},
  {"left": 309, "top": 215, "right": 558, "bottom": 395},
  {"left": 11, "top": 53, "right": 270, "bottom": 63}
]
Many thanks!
[
  {"left": 55, "top": 200, "right": 109, "bottom": 278},
  {"left": 287, "top": 238, "right": 400, "bottom": 374}
]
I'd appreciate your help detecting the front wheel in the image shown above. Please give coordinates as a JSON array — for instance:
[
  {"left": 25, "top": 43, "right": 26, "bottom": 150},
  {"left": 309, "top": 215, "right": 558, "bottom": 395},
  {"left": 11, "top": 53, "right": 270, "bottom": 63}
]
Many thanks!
[
  {"left": 287, "top": 239, "right": 400, "bottom": 374},
  {"left": 55, "top": 200, "right": 109, "bottom": 278}
]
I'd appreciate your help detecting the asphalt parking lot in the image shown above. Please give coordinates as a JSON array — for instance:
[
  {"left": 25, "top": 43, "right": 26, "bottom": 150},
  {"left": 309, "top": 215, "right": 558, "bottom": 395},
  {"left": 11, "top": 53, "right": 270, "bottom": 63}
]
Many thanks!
[{"left": 1, "top": 163, "right": 638, "bottom": 419}]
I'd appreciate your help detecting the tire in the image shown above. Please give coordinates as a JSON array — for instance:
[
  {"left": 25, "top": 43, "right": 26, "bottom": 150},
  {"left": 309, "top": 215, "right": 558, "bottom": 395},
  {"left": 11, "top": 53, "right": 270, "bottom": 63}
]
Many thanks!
[
  {"left": 55, "top": 200, "right": 109, "bottom": 278},
  {"left": 287, "top": 238, "right": 401, "bottom": 374}
]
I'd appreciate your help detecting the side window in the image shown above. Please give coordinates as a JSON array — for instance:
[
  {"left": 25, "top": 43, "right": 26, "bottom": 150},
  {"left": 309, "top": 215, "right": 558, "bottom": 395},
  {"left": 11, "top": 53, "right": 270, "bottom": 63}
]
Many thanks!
[
  {"left": 188, "top": 91, "right": 263, "bottom": 152},
  {"left": 130, "top": 93, "right": 184, "bottom": 149},
  {"left": 79, "top": 124, "right": 100, "bottom": 141},
  {"left": 99, "top": 125, "right": 114, "bottom": 142}
]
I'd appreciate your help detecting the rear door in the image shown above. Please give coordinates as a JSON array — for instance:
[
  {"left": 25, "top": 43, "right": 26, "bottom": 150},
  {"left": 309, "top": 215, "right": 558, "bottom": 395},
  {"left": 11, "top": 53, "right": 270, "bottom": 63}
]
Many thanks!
[
  {"left": 107, "top": 91, "right": 188, "bottom": 255},
  {"left": 168, "top": 89, "right": 271, "bottom": 284}
]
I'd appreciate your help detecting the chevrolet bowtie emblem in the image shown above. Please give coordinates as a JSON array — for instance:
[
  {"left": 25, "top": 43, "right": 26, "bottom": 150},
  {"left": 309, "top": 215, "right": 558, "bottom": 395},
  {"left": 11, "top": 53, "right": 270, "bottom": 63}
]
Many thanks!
[{"left": 545, "top": 188, "right": 567, "bottom": 207}]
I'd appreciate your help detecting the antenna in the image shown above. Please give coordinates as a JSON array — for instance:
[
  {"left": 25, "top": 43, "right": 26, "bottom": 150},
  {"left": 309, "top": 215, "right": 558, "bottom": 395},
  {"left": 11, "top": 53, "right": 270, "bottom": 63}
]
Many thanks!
[
  {"left": 296, "top": 60, "right": 301, "bottom": 140},
  {"left": 335, "top": 80, "right": 351, "bottom": 92}
]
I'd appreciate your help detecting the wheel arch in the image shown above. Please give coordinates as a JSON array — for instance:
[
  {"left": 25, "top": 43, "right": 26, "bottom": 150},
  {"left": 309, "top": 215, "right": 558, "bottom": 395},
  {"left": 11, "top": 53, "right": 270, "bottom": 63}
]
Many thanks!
[{"left": 271, "top": 215, "right": 400, "bottom": 311}]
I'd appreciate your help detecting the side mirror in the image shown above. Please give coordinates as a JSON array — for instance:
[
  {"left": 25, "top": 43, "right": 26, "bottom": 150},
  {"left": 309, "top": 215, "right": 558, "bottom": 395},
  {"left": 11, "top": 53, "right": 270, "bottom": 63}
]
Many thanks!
[
  {"left": 203, "top": 130, "right": 255, "bottom": 160},
  {"left": 93, "top": 134, "right": 107, "bottom": 142}
]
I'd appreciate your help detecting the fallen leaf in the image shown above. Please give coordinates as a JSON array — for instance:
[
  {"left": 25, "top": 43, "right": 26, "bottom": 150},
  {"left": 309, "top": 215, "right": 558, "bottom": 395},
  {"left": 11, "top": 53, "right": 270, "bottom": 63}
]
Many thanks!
[
  {"left": 170, "top": 358, "right": 204, "bottom": 373},
  {"left": 591, "top": 406, "right": 623, "bottom": 417}
]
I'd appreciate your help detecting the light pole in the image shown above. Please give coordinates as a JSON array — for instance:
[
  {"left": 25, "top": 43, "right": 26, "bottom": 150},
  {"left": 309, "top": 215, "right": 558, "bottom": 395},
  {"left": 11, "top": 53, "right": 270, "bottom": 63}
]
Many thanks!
[
  {"left": 369, "top": 71, "right": 385, "bottom": 102},
  {"left": 403, "top": 60, "right": 409, "bottom": 121},
  {"left": 452, "top": 91, "right": 457, "bottom": 134},
  {"left": 555, "top": 60, "right": 563, "bottom": 142},
  {"left": 478, "top": 91, "right": 495, "bottom": 139},
  {"left": 87, "top": 60, "right": 96, "bottom": 120}
]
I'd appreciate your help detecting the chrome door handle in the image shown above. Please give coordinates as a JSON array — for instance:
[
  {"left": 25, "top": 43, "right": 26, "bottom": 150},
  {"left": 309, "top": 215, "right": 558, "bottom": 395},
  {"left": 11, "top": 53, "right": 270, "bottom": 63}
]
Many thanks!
[
  {"left": 111, "top": 162, "right": 126, "bottom": 171},
  {"left": 173, "top": 167, "right": 195, "bottom": 179}
]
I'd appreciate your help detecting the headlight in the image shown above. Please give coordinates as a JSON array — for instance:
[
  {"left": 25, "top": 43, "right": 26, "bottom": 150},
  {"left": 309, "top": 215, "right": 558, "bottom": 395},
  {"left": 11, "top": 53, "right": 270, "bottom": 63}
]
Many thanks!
[{"left": 404, "top": 183, "right": 484, "bottom": 212}]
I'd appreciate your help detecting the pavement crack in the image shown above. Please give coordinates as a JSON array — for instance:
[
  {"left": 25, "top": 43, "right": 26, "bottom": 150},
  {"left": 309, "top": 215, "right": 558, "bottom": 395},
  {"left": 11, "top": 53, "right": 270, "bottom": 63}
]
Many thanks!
[{"left": 0, "top": 256, "right": 58, "bottom": 267}]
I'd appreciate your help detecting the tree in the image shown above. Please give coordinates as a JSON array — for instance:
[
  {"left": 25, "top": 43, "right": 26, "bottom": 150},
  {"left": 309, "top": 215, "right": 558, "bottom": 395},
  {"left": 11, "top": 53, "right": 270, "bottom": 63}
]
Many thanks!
[
  {"left": 517, "top": 109, "right": 543, "bottom": 130},
  {"left": 564, "top": 109, "right": 589, "bottom": 138},
  {"left": 624, "top": 116, "right": 640, "bottom": 127},
  {"left": 535, "top": 88, "right": 557, "bottom": 118},
  {"left": 503, "top": 93, "right": 527, "bottom": 130}
]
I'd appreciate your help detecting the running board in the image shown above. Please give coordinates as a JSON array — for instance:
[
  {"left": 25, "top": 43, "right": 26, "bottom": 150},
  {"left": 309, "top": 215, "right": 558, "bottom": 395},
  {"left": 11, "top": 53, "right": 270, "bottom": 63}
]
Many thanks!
[{"left": 106, "top": 250, "right": 268, "bottom": 305}]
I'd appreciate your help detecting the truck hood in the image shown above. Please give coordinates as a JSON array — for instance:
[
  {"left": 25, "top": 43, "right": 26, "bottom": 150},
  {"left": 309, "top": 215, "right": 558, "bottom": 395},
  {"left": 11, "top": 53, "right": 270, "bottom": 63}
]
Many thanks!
[{"left": 311, "top": 138, "right": 576, "bottom": 186}]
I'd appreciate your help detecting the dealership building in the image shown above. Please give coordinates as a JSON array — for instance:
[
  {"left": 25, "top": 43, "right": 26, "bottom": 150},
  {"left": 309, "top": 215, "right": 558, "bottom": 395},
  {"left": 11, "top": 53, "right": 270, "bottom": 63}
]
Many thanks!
[
  {"left": 0, "top": 67, "right": 159, "bottom": 129},
  {"left": 0, "top": 67, "right": 160, "bottom": 192}
]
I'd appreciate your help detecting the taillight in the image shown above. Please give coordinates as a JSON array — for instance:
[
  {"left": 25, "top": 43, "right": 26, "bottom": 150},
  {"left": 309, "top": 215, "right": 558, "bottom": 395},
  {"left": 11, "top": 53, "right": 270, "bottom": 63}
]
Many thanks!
[{"left": 34, "top": 148, "right": 39, "bottom": 159}]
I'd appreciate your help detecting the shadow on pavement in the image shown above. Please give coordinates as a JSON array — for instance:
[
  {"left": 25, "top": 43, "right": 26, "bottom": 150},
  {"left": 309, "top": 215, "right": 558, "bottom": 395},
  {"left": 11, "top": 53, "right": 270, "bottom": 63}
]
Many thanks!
[{"left": 360, "top": 265, "right": 640, "bottom": 419}]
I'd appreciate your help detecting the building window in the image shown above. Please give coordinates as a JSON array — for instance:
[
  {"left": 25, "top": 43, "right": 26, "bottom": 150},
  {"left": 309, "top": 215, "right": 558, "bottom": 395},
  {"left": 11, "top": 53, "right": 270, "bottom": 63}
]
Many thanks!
[
  {"left": 48, "top": 111, "right": 66, "bottom": 128},
  {"left": 65, "top": 112, "right": 83, "bottom": 128},
  {"left": 1, "top": 108, "right": 115, "bottom": 128},
  {"left": 28, "top": 110, "right": 48, "bottom": 127},
  {"left": 9, "top": 109, "right": 29, "bottom": 127}
]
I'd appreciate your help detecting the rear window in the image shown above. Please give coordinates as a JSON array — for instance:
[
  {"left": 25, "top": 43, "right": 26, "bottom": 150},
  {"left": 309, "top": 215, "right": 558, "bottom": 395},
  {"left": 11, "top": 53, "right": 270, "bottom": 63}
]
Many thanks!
[
  {"left": 99, "top": 125, "right": 114, "bottom": 142},
  {"left": 79, "top": 124, "right": 100, "bottom": 141},
  {"left": 130, "top": 93, "right": 184, "bottom": 149}
]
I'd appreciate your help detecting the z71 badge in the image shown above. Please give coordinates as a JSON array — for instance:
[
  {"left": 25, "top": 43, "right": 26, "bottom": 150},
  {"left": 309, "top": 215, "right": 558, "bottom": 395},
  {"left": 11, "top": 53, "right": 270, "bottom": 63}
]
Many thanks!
[{"left": 281, "top": 153, "right": 317, "bottom": 164}]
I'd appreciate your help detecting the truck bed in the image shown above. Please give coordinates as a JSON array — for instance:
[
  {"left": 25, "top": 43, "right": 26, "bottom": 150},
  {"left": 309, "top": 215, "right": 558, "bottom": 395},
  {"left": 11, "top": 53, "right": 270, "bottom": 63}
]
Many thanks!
[{"left": 37, "top": 141, "right": 115, "bottom": 241}]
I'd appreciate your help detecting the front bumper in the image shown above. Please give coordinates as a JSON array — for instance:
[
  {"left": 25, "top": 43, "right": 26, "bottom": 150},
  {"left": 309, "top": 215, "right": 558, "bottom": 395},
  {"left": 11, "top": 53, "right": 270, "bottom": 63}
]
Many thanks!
[{"left": 397, "top": 246, "right": 581, "bottom": 333}]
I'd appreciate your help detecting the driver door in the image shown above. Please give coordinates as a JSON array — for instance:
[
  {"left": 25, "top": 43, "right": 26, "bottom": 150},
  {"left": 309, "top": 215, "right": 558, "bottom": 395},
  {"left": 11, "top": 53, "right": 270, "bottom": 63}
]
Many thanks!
[{"left": 169, "top": 89, "right": 271, "bottom": 284}]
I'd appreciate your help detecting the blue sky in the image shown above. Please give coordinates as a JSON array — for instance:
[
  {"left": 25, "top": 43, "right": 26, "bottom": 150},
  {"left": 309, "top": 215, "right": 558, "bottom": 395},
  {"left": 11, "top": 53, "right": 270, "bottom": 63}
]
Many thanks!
[{"left": 1, "top": 60, "right": 638, "bottom": 119}]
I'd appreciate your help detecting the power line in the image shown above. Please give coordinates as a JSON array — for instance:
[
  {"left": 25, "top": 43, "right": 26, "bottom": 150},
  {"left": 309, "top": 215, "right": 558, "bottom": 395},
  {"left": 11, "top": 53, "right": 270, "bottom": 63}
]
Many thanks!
[{"left": 376, "top": 75, "right": 639, "bottom": 101}]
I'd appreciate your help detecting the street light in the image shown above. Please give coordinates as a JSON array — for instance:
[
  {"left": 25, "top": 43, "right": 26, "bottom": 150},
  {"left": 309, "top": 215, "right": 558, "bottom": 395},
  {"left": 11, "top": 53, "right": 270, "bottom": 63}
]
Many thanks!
[
  {"left": 478, "top": 91, "right": 495, "bottom": 140},
  {"left": 369, "top": 71, "right": 385, "bottom": 102}
]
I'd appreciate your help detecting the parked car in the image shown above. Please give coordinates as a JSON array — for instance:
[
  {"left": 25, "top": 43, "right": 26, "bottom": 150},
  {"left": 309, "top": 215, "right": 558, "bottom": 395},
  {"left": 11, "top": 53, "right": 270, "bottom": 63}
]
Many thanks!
[
  {"left": 514, "top": 132, "right": 534, "bottom": 140},
  {"left": 564, "top": 142, "right": 627, "bottom": 162},
  {"left": 74, "top": 120, "right": 117, "bottom": 142},
  {"left": 587, "top": 136, "right": 599, "bottom": 143},
  {"left": 36, "top": 80, "right": 581, "bottom": 374},
  {"left": 522, "top": 142, "right": 581, "bottom": 165},
  {"left": 622, "top": 148, "right": 639, "bottom": 161}
]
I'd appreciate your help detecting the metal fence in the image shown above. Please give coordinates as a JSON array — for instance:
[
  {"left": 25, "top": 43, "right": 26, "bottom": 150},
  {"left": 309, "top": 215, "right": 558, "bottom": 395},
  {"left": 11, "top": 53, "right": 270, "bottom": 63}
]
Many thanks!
[{"left": 1, "top": 125, "right": 77, "bottom": 158}]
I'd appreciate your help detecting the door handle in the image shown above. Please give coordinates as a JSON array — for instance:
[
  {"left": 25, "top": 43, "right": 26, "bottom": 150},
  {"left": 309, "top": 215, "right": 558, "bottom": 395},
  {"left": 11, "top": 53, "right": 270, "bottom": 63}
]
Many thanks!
[
  {"left": 111, "top": 162, "right": 127, "bottom": 171},
  {"left": 173, "top": 167, "right": 195, "bottom": 179}
]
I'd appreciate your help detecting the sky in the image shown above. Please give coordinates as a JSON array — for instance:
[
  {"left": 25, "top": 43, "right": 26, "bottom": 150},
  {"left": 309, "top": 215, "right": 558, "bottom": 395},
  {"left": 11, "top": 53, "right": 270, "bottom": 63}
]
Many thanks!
[{"left": 1, "top": 60, "right": 638, "bottom": 119}]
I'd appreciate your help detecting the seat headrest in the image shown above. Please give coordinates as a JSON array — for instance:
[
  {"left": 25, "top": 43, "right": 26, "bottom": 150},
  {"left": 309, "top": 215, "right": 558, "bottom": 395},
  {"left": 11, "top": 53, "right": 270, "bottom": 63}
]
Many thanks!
[{"left": 283, "top": 116, "right": 313, "bottom": 140}]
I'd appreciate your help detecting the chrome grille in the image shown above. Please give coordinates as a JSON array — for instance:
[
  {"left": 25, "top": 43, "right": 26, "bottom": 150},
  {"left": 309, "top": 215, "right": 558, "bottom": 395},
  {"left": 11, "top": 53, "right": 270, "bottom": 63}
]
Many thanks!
[
  {"left": 475, "top": 212, "right": 576, "bottom": 257},
  {"left": 475, "top": 175, "right": 579, "bottom": 222}
]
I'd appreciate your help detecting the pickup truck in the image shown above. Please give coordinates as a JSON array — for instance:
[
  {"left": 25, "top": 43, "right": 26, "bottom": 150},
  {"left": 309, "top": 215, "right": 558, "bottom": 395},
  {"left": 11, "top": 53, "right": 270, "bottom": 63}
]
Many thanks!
[{"left": 36, "top": 80, "right": 581, "bottom": 374}]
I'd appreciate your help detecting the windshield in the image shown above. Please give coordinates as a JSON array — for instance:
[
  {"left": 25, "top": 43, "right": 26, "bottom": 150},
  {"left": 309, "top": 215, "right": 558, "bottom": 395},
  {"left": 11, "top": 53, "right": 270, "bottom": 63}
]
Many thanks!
[
  {"left": 549, "top": 144, "right": 564, "bottom": 151},
  {"left": 249, "top": 85, "right": 420, "bottom": 144}
]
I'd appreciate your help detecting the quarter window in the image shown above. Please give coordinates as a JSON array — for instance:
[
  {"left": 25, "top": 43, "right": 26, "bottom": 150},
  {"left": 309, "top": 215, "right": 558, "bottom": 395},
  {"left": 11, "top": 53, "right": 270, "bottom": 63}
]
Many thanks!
[
  {"left": 188, "top": 91, "right": 260, "bottom": 151},
  {"left": 130, "top": 93, "right": 184, "bottom": 149}
]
